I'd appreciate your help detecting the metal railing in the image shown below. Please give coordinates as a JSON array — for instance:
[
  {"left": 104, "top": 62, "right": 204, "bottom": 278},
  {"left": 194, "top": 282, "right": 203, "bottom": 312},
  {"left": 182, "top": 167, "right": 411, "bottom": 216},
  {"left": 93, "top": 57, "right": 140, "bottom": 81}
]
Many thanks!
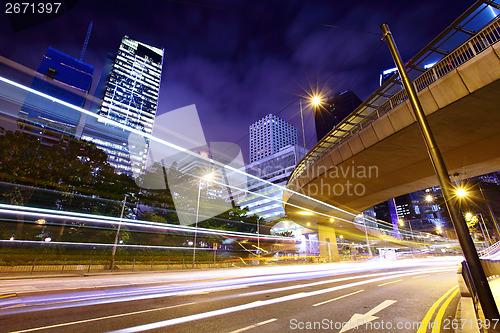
[
  {"left": 479, "top": 240, "right": 500, "bottom": 258},
  {"left": 288, "top": 14, "right": 500, "bottom": 185}
]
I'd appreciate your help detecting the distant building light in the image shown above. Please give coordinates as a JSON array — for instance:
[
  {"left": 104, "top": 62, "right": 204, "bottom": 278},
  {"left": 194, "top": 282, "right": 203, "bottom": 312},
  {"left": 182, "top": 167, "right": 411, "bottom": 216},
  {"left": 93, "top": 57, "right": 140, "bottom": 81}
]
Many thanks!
[
  {"left": 382, "top": 67, "right": 398, "bottom": 75},
  {"left": 424, "top": 62, "right": 437, "bottom": 69}
]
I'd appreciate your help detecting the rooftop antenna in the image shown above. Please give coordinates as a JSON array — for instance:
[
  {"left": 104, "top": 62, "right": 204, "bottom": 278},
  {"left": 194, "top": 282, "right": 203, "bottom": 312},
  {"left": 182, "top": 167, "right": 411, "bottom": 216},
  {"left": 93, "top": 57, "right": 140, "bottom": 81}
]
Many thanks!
[{"left": 80, "top": 21, "right": 93, "bottom": 61}]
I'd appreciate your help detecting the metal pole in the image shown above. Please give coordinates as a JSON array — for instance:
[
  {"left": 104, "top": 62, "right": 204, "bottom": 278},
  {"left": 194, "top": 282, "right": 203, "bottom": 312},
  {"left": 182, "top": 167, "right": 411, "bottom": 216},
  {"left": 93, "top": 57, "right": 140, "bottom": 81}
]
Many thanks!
[
  {"left": 111, "top": 195, "right": 127, "bottom": 270},
  {"left": 192, "top": 181, "right": 202, "bottom": 269},
  {"left": 479, "top": 213, "right": 493, "bottom": 246},
  {"left": 479, "top": 182, "right": 500, "bottom": 241},
  {"left": 299, "top": 98, "right": 307, "bottom": 154},
  {"left": 476, "top": 213, "right": 488, "bottom": 245},
  {"left": 381, "top": 23, "right": 499, "bottom": 320},
  {"left": 362, "top": 213, "right": 372, "bottom": 257},
  {"left": 408, "top": 221, "right": 414, "bottom": 258},
  {"left": 257, "top": 219, "right": 260, "bottom": 261}
]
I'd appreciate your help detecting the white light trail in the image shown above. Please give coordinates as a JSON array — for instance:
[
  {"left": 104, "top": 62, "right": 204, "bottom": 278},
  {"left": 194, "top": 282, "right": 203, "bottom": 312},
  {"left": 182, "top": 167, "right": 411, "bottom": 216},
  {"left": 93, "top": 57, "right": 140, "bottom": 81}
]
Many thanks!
[
  {"left": 0, "top": 204, "right": 290, "bottom": 241},
  {"left": 0, "top": 73, "right": 360, "bottom": 223}
]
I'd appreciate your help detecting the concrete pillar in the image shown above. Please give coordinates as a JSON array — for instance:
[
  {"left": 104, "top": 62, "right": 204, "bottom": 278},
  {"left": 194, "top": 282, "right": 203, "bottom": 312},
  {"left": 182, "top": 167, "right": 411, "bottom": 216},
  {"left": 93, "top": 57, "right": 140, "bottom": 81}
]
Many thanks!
[{"left": 317, "top": 224, "right": 340, "bottom": 261}]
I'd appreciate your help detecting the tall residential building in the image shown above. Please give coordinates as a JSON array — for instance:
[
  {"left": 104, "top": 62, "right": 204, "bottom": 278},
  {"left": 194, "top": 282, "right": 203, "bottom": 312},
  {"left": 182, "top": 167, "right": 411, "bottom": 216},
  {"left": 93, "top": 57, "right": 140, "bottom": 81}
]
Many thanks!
[
  {"left": 314, "top": 90, "right": 362, "bottom": 142},
  {"left": 249, "top": 114, "right": 297, "bottom": 163},
  {"left": 82, "top": 36, "right": 164, "bottom": 175},
  {"left": 239, "top": 144, "right": 306, "bottom": 220},
  {"left": 18, "top": 47, "right": 94, "bottom": 144}
]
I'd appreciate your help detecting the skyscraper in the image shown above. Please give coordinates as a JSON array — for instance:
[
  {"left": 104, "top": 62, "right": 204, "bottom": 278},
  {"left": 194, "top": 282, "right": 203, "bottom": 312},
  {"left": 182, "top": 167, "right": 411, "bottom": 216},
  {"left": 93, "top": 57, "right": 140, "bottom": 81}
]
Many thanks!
[
  {"left": 240, "top": 144, "right": 306, "bottom": 220},
  {"left": 240, "top": 114, "right": 304, "bottom": 220},
  {"left": 314, "top": 90, "right": 362, "bottom": 142},
  {"left": 18, "top": 47, "right": 94, "bottom": 144},
  {"left": 249, "top": 114, "right": 297, "bottom": 163},
  {"left": 82, "top": 36, "right": 164, "bottom": 175}
]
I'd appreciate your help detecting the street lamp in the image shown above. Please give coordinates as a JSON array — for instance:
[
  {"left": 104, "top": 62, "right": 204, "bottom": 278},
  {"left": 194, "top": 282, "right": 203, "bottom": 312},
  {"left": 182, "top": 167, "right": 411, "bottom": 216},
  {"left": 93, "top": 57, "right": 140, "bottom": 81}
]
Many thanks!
[
  {"left": 111, "top": 195, "right": 127, "bottom": 270},
  {"left": 381, "top": 22, "right": 498, "bottom": 320},
  {"left": 455, "top": 187, "right": 468, "bottom": 198},
  {"left": 192, "top": 172, "right": 214, "bottom": 269},
  {"left": 436, "top": 225, "right": 443, "bottom": 235},
  {"left": 399, "top": 218, "right": 414, "bottom": 257},
  {"left": 361, "top": 213, "right": 372, "bottom": 257},
  {"left": 466, "top": 212, "right": 492, "bottom": 246},
  {"left": 425, "top": 194, "right": 434, "bottom": 203},
  {"left": 299, "top": 94, "right": 322, "bottom": 158}
]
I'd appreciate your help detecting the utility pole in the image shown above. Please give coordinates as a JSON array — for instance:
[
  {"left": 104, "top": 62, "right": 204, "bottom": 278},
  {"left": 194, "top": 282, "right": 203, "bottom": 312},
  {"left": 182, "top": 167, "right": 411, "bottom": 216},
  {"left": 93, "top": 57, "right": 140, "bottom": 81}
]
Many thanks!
[
  {"left": 111, "top": 195, "right": 127, "bottom": 270},
  {"left": 478, "top": 182, "right": 500, "bottom": 241},
  {"left": 381, "top": 23, "right": 499, "bottom": 321}
]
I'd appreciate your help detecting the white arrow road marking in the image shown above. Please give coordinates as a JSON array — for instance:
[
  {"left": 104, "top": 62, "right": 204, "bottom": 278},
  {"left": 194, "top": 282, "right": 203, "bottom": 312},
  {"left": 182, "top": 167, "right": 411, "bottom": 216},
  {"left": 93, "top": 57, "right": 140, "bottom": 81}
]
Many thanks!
[{"left": 339, "top": 300, "right": 397, "bottom": 333}]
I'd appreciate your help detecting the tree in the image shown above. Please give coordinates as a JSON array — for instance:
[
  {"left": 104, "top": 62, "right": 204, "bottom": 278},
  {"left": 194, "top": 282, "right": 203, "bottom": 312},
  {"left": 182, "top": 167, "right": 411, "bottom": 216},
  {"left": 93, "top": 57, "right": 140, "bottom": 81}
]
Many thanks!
[{"left": 0, "top": 129, "right": 140, "bottom": 239}]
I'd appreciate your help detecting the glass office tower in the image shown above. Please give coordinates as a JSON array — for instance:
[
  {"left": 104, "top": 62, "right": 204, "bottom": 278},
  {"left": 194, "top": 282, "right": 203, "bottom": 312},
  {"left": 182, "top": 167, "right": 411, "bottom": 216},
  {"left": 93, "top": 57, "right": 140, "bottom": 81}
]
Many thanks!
[{"left": 82, "top": 36, "right": 164, "bottom": 175}]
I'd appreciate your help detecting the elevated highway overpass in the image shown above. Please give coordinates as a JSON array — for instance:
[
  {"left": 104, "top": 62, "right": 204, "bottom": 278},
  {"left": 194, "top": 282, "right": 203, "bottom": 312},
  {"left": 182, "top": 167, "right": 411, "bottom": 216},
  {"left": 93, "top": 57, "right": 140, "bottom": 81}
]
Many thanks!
[{"left": 284, "top": 4, "right": 500, "bottom": 258}]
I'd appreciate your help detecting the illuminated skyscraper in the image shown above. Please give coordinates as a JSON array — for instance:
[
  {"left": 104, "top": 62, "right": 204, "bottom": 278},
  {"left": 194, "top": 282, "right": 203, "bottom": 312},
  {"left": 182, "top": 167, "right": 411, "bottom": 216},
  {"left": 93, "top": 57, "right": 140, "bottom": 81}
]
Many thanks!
[
  {"left": 82, "top": 36, "right": 164, "bottom": 175},
  {"left": 249, "top": 114, "right": 297, "bottom": 163},
  {"left": 18, "top": 47, "right": 94, "bottom": 144}
]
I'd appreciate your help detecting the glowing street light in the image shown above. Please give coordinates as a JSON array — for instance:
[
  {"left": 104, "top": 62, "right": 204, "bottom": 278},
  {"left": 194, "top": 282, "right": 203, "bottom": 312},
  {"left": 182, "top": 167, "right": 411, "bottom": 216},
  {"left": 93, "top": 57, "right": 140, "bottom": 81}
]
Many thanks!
[
  {"left": 299, "top": 94, "right": 323, "bottom": 157},
  {"left": 425, "top": 194, "right": 434, "bottom": 203},
  {"left": 312, "top": 95, "right": 322, "bottom": 106},
  {"left": 192, "top": 172, "right": 214, "bottom": 268},
  {"left": 456, "top": 187, "right": 468, "bottom": 198},
  {"left": 436, "top": 225, "right": 443, "bottom": 235}
]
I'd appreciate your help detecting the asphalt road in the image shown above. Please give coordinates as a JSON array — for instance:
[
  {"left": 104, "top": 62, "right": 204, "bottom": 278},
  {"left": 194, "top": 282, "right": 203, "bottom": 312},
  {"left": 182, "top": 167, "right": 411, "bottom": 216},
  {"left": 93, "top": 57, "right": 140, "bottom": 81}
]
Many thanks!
[{"left": 0, "top": 257, "right": 463, "bottom": 333}]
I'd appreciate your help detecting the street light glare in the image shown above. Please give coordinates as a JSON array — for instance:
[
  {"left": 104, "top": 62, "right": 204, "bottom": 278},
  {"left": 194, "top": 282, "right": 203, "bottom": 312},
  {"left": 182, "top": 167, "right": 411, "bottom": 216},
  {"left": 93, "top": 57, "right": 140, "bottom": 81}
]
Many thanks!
[
  {"left": 425, "top": 195, "right": 434, "bottom": 203},
  {"left": 203, "top": 172, "right": 215, "bottom": 181},
  {"left": 312, "top": 96, "right": 321, "bottom": 105},
  {"left": 456, "top": 187, "right": 467, "bottom": 197}
]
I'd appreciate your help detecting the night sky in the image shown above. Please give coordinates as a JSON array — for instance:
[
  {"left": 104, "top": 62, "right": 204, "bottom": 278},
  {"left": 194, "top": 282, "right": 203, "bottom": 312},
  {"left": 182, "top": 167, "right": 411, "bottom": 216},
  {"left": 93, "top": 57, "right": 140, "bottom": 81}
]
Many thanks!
[{"left": 0, "top": 0, "right": 476, "bottom": 163}]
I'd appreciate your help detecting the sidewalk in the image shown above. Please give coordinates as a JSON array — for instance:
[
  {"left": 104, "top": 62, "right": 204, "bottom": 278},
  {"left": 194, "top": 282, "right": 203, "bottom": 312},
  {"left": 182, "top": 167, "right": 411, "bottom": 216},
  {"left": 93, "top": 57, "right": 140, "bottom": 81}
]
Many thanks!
[{"left": 456, "top": 276, "right": 500, "bottom": 333}]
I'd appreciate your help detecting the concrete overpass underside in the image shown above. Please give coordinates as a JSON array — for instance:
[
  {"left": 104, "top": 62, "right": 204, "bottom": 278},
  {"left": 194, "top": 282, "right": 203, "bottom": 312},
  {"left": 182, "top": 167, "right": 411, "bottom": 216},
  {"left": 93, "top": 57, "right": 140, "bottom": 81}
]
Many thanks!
[{"left": 284, "top": 44, "right": 500, "bottom": 255}]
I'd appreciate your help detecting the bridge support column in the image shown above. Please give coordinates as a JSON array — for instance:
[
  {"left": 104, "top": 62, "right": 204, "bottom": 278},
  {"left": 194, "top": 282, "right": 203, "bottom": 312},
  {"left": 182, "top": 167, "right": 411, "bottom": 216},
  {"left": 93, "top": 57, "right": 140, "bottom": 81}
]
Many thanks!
[{"left": 317, "top": 224, "right": 340, "bottom": 261}]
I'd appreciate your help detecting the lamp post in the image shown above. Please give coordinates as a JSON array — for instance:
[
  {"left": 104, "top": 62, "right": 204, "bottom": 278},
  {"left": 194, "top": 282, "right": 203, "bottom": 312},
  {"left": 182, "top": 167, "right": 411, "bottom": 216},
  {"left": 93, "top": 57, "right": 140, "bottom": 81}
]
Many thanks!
[
  {"left": 467, "top": 212, "right": 493, "bottom": 246},
  {"left": 399, "top": 219, "right": 413, "bottom": 258},
  {"left": 478, "top": 213, "right": 493, "bottom": 246},
  {"left": 478, "top": 182, "right": 500, "bottom": 241},
  {"left": 361, "top": 213, "right": 372, "bottom": 257},
  {"left": 299, "top": 95, "right": 322, "bottom": 159},
  {"left": 111, "top": 195, "right": 127, "bottom": 270},
  {"left": 381, "top": 23, "right": 498, "bottom": 320},
  {"left": 192, "top": 172, "right": 214, "bottom": 269}
]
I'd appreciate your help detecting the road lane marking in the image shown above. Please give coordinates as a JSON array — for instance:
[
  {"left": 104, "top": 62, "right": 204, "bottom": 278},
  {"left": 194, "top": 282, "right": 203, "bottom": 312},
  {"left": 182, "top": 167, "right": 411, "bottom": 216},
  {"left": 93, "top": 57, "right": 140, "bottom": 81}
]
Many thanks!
[
  {"left": 237, "top": 268, "right": 453, "bottom": 299},
  {"left": 1, "top": 267, "right": 454, "bottom": 317},
  {"left": 9, "top": 302, "right": 196, "bottom": 333},
  {"left": 339, "top": 300, "right": 397, "bottom": 333},
  {"left": 313, "top": 289, "right": 364, "bottom": 307},
  {"left": 431, "top": 288, "right": 460, "bottom": 333},
  {"left": 377, "top": 279, "right": 402, "bottom": 287},
  {"left": 0, "top": 293, "right": 17, "bottom": 299},
  {"left": 228, "top": 318, "right": 277, "bottom": 333},
  {"left": 416, "top": 285, "right": 459, "bottom": 333},
  {"left": 108, "top": 270, "right": 454, "bottom": 333}
]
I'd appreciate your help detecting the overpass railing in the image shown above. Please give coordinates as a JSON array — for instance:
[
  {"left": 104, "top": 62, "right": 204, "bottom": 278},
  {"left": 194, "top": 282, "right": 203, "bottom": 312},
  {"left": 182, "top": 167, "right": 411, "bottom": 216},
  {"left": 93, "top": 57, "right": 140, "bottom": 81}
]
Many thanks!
[{"left": 289, "top": 13, "right": 500, "bottom": 185}]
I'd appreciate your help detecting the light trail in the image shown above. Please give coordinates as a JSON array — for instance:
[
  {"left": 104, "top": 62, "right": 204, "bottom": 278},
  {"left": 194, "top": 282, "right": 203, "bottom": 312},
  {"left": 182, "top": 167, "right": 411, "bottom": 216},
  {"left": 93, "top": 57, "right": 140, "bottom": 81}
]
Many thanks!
[
  {"left": 0, "top": 265, "right": 456, "bottom": 317},
  {"left": 0, "top": 73, "right": 363, "bottom": 225},
  {"left": 0, "top": 204, "right": 291, "bottom": 241},
  {"left": 107, "top": 268, "right": 457, "bottom": 333}
]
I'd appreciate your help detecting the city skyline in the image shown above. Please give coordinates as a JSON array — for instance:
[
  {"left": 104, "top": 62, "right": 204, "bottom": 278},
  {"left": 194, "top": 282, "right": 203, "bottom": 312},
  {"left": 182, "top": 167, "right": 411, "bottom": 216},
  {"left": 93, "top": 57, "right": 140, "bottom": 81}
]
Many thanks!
[{"left": 0, "top": 0, "right": 478, "bottom": 163}]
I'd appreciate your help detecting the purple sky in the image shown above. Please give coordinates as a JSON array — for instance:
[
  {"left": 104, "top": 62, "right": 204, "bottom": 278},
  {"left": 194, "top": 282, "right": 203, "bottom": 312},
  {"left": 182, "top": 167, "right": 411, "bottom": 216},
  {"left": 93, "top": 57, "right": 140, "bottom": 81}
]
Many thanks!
[{"left": 0, "top": 0, "right": 475, "bottom": 163}]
